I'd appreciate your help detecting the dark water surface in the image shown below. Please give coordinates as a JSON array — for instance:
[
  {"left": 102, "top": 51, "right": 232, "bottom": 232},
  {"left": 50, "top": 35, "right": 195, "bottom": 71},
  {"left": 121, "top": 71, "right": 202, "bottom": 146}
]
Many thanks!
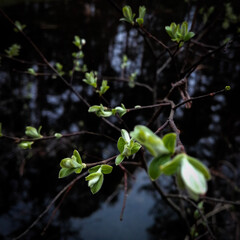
[{"left": 0, "top": 0, "right": 240, "bottom": 239}]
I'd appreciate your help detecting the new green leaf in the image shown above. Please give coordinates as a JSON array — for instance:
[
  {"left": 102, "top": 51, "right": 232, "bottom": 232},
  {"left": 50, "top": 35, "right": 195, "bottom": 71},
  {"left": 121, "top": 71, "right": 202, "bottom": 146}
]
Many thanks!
[{"left": 148, "top": 154, "right": 171, "bottom": 180}]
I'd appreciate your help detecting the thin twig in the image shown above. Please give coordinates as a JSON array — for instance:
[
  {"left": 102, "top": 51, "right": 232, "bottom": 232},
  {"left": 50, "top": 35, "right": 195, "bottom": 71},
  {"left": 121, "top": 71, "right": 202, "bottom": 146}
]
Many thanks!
[
  {"left": 119, "top": 164, "right": 128, "bottom": 221},
  {"left": 13, "top": 171, "right": 88, "bottom": 240}
]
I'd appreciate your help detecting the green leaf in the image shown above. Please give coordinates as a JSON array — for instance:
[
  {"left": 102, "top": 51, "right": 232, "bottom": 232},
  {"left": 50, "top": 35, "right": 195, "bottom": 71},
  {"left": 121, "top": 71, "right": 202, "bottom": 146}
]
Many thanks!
[
  {"left": 73, "top": 150, "right": 82, "bottom": 164},
  {"left": 14, "top": 21, "right": 26, "bottom": 32},
  {"left": 101, "top": 165, "right": 113, "bottom": 174},
  {"left": 98, "top": 80, "right": 110, "bottom": 96},
  {"left": 54, "top": 133, "right": 62, "bottom": 139},
  {"left": 138, "top": 6, "right": 146, "bottom": 19},
  {"left": 115, "top": 154, "right": 125, "bottom": 165},
  {"left": 187, "top": 155, "right": 211, "bottom": 180},
  {"left": 148, "top": 154, "right": 171, "bottom": 180},
  {"left": 176, "top": 170, "right": 185, "bottom": 189},
  {"left": 28, "top": 68, "right": 37, "bottom": 76},
  {"left": 60, "top": 157, "right": 81, "bottom": 169},
  {"left": 160, "top": 153, "right": 183, "bottom": 175},
  {"left": 162, "top": 133, "right": 176, "bottom": 154},
  {"left": 58, "top": 168, "right": 76, "bottom": 178},
  {"left": 121, "top": 5, "right": 135, "bottom": 25},
  {"left": 5, "top": 44, "right": 21, "bottom": 58},
  {"left": 25, "top": 126, "right": 42, "bottom": 138},
  {"left": 121, "top": 129, "right": 130, "bottom": 143},
  {"left": 88, "top": 165, "right": 102, "bottom": 174},
  {"left": 86, "top": 172, "right": 101, "bottom": 181},
  {"left": 130, "top": 142, "right": 141, "bottom": 155},
  {"left": 121, "top": 55, "right": 128, "bottom": 69},
  {"left": 18, "top": 141, "right": 34, "bottom": 149},
  {"left": 117, "top": 137, "right": 125, "bottom": 153},
  {"left": 90, "top": 174, "right": 104, "bottom": 194},
  {"left": 180, "top": 157, "right": 208, "bottom": 197},
  {"left": 130, "top": 125, "right": 169, "bottom": 157},
  {"left": 88, "top": 104, "right": 112, "bottom": 117},
  {"left": 83, "top": 71, "right": 97, "bottom": 88},
  {"left": 114, "top": 104, "right": 127, "bottom": 117},
  {"left": 136, "top": 18, "right": 144, "bottom": 26}
]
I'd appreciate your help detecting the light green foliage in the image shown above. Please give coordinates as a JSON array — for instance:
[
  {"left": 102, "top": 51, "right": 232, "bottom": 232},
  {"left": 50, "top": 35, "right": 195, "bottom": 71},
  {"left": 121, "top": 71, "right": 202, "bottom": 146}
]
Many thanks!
[
  {"left": 59, "top": 150, "right": 86, "bottom": 178},
  {"left": 86, "top": 164, "right": 113, "bottom": 194},
  {"left": 83, "top": 71, "right": 97, "bottom": 88},
  {"left": 130, "top": 125, "right": 210, "bottom": 199},
  {"left": 120, "top": 5, "right": 146, "bottom": 26},
  {"left": 89, "top": 103, "right": 127, "bottom": 118},
  {"left": 194, "top": 201, "right": 204, "bottom": 219},
  {"left": 18, "top": 141, "right": 34, "bottom": 149},
  {"left": 112, "top": 103, "right": 127, "bottom": 117},
  {"left": 88, "top": 104, "right": 113, "bottom": 117},
  {"left": 72, "top": 36, "right": 87, "bottom": 72},
  {"left": 161, "top": 153, "right": 211, "bottom": 200},
  {"left": 120, "top": 5, "right": 135, "bottom": 25},
  {"left": 225, "top": 85, "right": 231, "bottom": 91},
  {"left": 27, "top": 68, "right": 36, "bottom": 76},
  {"left": 130, "top": 125, "right": 170, "bottom": 157},
  {"left": 165, "top": 21, "right": 195, "bottom": 47},
  {"left": 115, "top": 129, "right": 141, "bottom": 165},
  {"left": 14, "top": 21, "right": 26, "bottom": 32},
  {"left": 97, "top": 80, "right": 110, "bottom": 96},
  {"left": 136, "top": 6, "right": 146, "bottom": 26},
  {"left": 5, "top": 44, "right": 21, "bottom": 58},
  {"left": 0, "top": 123, "right": 2, "bottom": 137},
  {"left": 72, "top": 35, "right": 86, "bottom": 49},
  {"left": 55, "top": 62, "right": 65, "bottom": 76},
  {"left": 199, "top": 6, "right": 215, "bottom": 24},
  {"left": 54, "top": 133, "right": 62, "bottom": 139},
  {"left": 121, "top": 54, "right": 128, "bottom": 69},
  {"left": 25, "top": 126, "right": 42, "bottom": 138},
  {"left": 222, "top": 3, "right": 239, "bottom": 29},
  {"left": 129, "top": 72, "right": 137, "bottom": 88}
]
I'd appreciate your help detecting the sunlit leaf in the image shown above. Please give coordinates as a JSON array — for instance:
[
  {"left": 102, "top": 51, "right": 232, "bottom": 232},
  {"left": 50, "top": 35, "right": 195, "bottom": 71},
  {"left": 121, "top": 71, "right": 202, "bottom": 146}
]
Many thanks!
[{"left": 180, "top": 157, "right": 207, "bottom": 197}]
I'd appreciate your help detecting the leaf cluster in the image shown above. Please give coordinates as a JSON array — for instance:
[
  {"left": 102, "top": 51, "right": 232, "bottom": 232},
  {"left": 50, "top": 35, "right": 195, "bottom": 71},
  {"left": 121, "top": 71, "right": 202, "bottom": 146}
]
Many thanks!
[
  {"left": 5, "top": 44, "right": 21, "bottom": 58},
  {"left": 88, "top": 103, "right": 127, "bottom": 118},
  {"left": 115, "top": 129, "right": 141, "bottom": 165},
  {"left": 59, "top": 150, "right": 86, "bottom": 178},
  {"left": 120, "top": 5, "right": 146, "bottom": 26},
  {"left": 165, "top": 21, "right": 195, "bottom": 47},
  {"left": 85, "top": 165, "right": 113, "bottom": 194},
  {"left": 130, "top": 125, "right": 211, "bottom": 200}
]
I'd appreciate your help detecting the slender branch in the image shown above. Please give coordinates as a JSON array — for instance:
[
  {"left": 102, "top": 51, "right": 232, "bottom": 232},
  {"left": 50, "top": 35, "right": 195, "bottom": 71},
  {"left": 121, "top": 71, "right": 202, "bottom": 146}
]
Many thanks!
[
  {"left": 174, "top": 88, "right": 226, "bottom": 110},
  {"left": 104, "top": 76, "right": 153, "bottom": 92},
  {"left": 166, "top": 194, "right": 216, "bottom": 239},
  {"left": 13, "top": 171, "right": 88, "bottom": 240},
  {"left": 119, "top": 164, "right": 128, "bottom": 221},
  {"left": 2, "top": 130, "right": 117, "bottom": 143}
]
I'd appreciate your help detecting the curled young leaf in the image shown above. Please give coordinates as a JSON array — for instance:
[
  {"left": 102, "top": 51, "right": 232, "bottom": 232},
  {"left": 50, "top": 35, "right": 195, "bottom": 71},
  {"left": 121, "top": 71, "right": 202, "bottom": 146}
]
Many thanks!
[
  {"left": 18, "top": 141, "right": 34, "bottom": 149},
  {"left": 25, "top": 126, "right": 42, "bottom": 138},
  {"left": 180, "top": 157, "right": 208, "bottom": 200},
  {"left": 115, "top": 154, "right": 125, "bottom": 165},
  {"left": 130, "top": 125, "right": 169, "bottom": 157}
]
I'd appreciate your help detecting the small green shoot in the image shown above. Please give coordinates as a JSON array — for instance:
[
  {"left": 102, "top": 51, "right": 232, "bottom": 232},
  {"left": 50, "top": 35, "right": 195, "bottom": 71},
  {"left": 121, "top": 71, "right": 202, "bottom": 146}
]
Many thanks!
[{"left": 5, "top": 44, "right": 21, "bottom": 58}]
